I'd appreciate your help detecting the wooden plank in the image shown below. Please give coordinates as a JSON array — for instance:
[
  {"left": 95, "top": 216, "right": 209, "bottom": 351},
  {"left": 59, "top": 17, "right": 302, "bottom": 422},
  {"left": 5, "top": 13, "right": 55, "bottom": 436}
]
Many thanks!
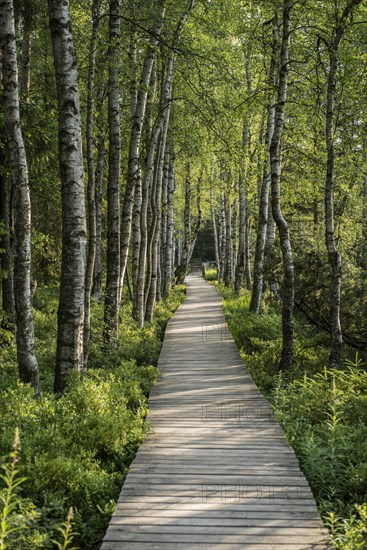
[
  {"left": 101, "top": 543, "right": 331, "bottom": 550},
  {"left": 102, "top": 531, "right": 330, "bottom": 544}
]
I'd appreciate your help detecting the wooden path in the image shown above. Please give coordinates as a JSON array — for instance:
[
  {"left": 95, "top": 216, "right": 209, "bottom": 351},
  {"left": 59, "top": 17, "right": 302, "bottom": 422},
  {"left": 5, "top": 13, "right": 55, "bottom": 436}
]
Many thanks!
[{"left": 101, "top": 273, "right": 332, "bottom": 549}]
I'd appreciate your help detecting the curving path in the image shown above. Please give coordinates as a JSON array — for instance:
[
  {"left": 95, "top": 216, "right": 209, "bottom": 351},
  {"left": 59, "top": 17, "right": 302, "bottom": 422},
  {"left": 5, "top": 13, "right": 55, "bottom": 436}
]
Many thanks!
[{"left": 101, "top": 273, "right": 332, "bottom": 549}]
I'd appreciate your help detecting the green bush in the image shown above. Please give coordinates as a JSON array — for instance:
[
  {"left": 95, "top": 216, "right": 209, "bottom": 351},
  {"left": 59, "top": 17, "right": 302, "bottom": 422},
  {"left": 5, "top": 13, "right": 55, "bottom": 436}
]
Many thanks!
[
  {"left": 0, "top": 284, "right": 186, "bottom": 549},
  {"left": 204, "top": 268, "right": 218, "bottom": 281},
  {"left": 213, "top": 281, "right": 367, "bottom": 548}
]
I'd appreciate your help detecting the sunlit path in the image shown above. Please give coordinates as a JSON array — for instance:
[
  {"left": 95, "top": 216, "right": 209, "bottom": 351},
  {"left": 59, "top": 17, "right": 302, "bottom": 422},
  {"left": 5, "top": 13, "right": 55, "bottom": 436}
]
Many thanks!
[{"left": 101, "top": 273, "right": 331, "bottom": 549}]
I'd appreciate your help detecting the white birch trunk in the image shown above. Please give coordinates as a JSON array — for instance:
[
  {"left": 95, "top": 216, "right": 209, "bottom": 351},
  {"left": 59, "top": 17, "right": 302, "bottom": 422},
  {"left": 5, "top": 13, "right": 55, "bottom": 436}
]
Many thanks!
[
  {"left": 269, "top": 0, "right": 294, "bottom": 372},
  {"left": 0, "top": 150, "right": 14, "bottom": 316},
  {"left": 48, "top": 0, "right": 87, "bottom": 391},
  {"left": 92, "top": 90, "right": 105, "bottom": 303},
  {"left": 104, "top": 0, "right": 121, "bottom": 342},
  {"left": 224, "top": 196, "right": 232, "bottom": 287},
  {"left": 210, "top": 159, "right": 220, "bottom": 279},
  {"left": 234, "top": 121, "right": 250, "bottom": 293},
  {"left": 160, "top": 149, "right": 169, "bottom": 298},
  {"left": 0, "top": 0, "right": 39, "bottom": 393},
  {"left": 134, "top": 124, "right": 161, "bottom": 327},
  {"left": 176, "top": 164, "right": 191, "bottom": 284},
  {"left": 119, "top": 3, "right": 165, "bottom": 299},
  {"left": 250, "top": 17, "right": 278, "bottom": 311},
  {"left": 84, "top": 0, "right": 100, "bottom": 367},
  {"left": 219, "top": 188, "right": 226, "bottom": 282},
  {"left": 324, "top": 0, "right": 363, "bottom": 367},
  {"left": 163, "top": 145, "right": 175, "bottom": 298}
]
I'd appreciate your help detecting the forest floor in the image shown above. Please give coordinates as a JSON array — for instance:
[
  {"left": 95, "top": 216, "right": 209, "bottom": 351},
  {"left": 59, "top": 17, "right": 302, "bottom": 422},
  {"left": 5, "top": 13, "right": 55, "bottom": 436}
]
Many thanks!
[
  {"left": 0, "top": 285, "right": 186, "bottom": 549},
  {"left": 204, "top": 269, "right": 367, "bottom": 550}
]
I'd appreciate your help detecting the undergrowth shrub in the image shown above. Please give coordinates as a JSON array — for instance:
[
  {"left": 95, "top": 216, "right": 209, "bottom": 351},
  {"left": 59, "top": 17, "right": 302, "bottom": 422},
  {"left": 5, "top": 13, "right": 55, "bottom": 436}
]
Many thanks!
[
  {"left": 204, "top": 268, "right": 217, "bottom": 281},
  {"left": 0, "top": 284, "right": 186, "bottom": 549},
  {"left": 212, "top": 279, "right": 367, "bottom": 549}
]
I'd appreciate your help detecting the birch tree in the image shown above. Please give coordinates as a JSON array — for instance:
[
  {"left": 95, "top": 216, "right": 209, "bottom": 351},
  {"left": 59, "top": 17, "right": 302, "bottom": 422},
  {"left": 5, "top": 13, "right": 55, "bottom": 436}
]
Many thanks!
[
  {"left": 0, "top": 0, "right": 39, "bottom": 393},
  {"left": 234, "top": 121, "right": 250, "bottom": 293},
  {"left": 0, "top": 147, "right": 14, "bottom": 317},
  {"left": 163, "top": 145, "right": 175, "bottom": 298},
  {"left": 104, "top": 0, "right": 121, "bottom": 342},
  {"left": 92, "top": 88, "right": 106, "bottom": 304},
  {"left": 84, "top": 0, "right": 101, "bottom": 366},
  {"left": 324, "top": 0, "right": 363, "bottom": 368},
  {"left": 250, "top": 17, "right": 279, "bottom": 312},
  {"left": 119, "top": 1, "right": 165, "bottom": 299},
  {"left": 269, "top": 0, "right": 294, "bottom": 371},
  {"left": 48, "top": 0, "right": 86, "bottom": 392}
]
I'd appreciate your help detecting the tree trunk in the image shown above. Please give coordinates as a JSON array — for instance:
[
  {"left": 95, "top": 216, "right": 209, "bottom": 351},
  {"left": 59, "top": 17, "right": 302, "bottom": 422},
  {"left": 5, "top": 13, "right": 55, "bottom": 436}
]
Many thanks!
[
  {"left": 269, "top": 0, "right": 294, "bottom": 372},
  {"left": 83, "top": 0, "right": 100, "bottom": 367},
  {"left": 20, "top": 8, "right": 32, "bottom": 102},
  {"left": 219, "top": 188, "right": 226, "bottom": 282},
  {"left": 92, "top": 91, "right": 105, "bottom": 303},
  {"left": 48, "top": 0, "right": 86, "bottom": 392},
  {"left": 324, "top": 0, "right": 363, "bottom": 368},
  {"left": 134, "top": 124, "right": 161, "bottom": 327},
  {"left": 188, "top": 176, "right": 202, "bottom": 264},
  {"left": 0, "top": 0, "right": 39, "bottom": 393},
  {"left": 163, "top": 145, "right": 175, "bottom": 299},
  {"left": 244, "top": 196, "right": 252, "bottom": 290},
  {"left": 160, "top": 148, "right": 169, "bottom": 298},
  {"left": 249, "top": 17, "right": 278, "bottom": 311},
  {"left": 0, "top": 151, "right": 14, "bottom": 317},
  {"left": 104, "top": 0, "right": 121, "bottom": 342},
  {"left": 265, "top": 205, "right": 280, "bottom": 300},
  {"left": 145, "top": 161, "right": 161, "bottom": 322},
  {"left": 119, "top": 3, "right": 165, "bottom": 299},
  {"left": 235, "top": 122, "right": 250, "bottom": 293},
  {"left": 210, "top": 161, "right": 221, "bottom": 280},
  {"left": 131, "top": 160, "right": 142, "bottom": 303},
  {"left": 232, "top": 197, "right": 238, "bottom": 280},
  {"left": 223, "top": 194, "right": 232, "bottom": 287},
  {"left": 176, "top": 165, "right": 191, "bottom": 284}
]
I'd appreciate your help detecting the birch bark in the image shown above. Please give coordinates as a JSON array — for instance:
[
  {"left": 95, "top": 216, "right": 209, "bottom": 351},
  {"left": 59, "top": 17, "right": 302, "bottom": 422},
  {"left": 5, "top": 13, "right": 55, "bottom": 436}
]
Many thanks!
[
  {"left": 324, "top": 0, "right": 363, "bottom": 368},
  {"left": 92, "top": 90, "right": 105, "bottom": 303},
  {"left": 119, "top": 2, "right": 165, "bottom": 298},
  {"left": 210, "top": 175, "right": 220, "bottom": 280},
  {"left": 104, "top": 0, "right": 121, "bottom": 342},
  {"left": 249, "top": 17, "right": 278, "bottom": 311},
  {"left": 0, "top": 0, "right": 39, "bottom": 392},
  {"left": 48, "top": 0, "right": 86, "bottom": 391},
  {"left": 163, "top": 145, "right": 175, "bottom": 298},
  {"left": 84, "top": 0, "right": 100, "bottom": 366},
  {"left": 0, "top": 149, "right": 14, "bottom": 316},
  {"left": 269, "top": 0, "right": 294, "bottom": 371}
]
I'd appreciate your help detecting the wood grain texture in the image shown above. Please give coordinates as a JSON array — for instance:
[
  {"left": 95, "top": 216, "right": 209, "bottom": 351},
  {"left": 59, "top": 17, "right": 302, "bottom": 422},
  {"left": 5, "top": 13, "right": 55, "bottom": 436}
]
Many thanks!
[{"left": 101, "top": 274, "right": 331, "bottom": 549}]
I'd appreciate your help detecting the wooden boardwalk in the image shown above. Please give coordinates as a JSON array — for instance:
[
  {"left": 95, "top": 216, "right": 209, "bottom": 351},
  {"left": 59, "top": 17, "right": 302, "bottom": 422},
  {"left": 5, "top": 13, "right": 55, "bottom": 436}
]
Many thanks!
[{"left": 101, "top": 273, "right": 332, "bottom": 549}]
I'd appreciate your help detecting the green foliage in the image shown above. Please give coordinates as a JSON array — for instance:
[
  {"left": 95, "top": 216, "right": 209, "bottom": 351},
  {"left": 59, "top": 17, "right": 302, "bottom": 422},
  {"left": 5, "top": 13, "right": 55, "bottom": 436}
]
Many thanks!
[
  {"left": 53, "top": 508, "right": 78, "bottom": 550},
  {"left": 0, "top": 433, "right": 80, "bottom": 550},
  {"left": 215, "top": 282, "right": 367, "bottom": 548},
  {"left": 0, "top": 429, "right": 28, "bottom": 550},
  {"left": 326, "top": 504, "right": 367, "bottom": 550},
  {"left": 0, "top": 285, "right": 185, "bottom": 549},
  {"left": 204, "top": 268, "right": 218, "bottom": 281}
]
